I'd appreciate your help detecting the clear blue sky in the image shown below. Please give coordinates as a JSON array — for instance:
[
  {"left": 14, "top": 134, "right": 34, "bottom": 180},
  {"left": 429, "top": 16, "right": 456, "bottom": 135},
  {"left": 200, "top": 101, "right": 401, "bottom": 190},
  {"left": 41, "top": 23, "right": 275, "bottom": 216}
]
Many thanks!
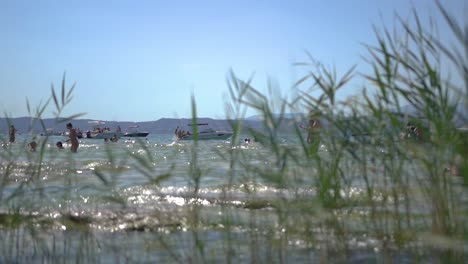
[{"left": 0, "top": 0, "right": 465, "bottom": 121}]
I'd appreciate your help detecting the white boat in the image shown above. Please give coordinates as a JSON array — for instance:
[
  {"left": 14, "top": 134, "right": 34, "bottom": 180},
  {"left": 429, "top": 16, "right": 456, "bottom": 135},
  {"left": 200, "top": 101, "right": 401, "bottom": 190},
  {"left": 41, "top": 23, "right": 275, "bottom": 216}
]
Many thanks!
[
  {"left": 177, "top": 123, "right": 233, "bottom": 140},
  {"left": 85, "top": 121, "right": 123, "bottom": 139}
]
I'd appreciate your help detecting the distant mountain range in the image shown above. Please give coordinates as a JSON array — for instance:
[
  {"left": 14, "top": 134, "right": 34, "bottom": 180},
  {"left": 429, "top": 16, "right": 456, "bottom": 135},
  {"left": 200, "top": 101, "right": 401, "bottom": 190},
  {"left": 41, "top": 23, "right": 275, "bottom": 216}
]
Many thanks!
[
  {"left": 2, "top": 105, "right": 465, "bottom": 136},
  {"left": 0, "top": 117, "right": 226, "bottom": 135},
  {"left": 245, "top": 113, "right": 306, "bottom": 121},
  {"left": 395, "top": 104, "right": 467, "bottom": 127},
  {"left": 0, "top": 116, "right": 302, "bottom": 135}
]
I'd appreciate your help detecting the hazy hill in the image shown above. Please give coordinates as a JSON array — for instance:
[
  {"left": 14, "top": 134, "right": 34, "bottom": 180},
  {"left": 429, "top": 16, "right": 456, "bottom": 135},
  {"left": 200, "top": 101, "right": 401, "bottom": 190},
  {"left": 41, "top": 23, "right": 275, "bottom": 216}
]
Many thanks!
[
  {"left": 0, "top": 115, "right": 307, "bottom": 136},
  {"left": 245, "top": 113, "right": 306, "bottom": 121},
  {"left": 395, "top": 104, "right": 467, "bottom": 127},
  {"left": 3, "top": 105, "right": 465, "bottom": 137},
  {"left": 0, "top": 117, "right": 233, "bottom": 135}
]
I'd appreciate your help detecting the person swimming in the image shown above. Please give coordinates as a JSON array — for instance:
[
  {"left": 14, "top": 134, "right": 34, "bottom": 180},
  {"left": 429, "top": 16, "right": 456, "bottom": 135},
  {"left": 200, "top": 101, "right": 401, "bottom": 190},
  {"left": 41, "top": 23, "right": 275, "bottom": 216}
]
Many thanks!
[
  {"left": 110, "top": 134, "right": 118, "bottom": 142},
  {"left": 28, "top": 141, "right": 37, "bottom": 152},
  {"left": 56, "top": 141, "right": 64, "bottom": 149}
]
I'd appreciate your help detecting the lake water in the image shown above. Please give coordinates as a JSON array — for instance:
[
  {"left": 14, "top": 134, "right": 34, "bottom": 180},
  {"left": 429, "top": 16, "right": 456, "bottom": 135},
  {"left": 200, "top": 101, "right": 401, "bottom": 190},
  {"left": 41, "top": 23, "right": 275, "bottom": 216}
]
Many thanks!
[{"left": 0, "top": 133, "right": 465, "bottom": 263}]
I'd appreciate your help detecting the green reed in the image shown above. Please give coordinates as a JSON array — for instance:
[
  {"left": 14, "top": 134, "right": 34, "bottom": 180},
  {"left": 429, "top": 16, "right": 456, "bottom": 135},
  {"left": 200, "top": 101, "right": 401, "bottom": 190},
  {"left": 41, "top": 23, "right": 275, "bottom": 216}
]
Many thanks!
[
  {"left": 212, "top": 1, "right": 466, "bottom": 262},
  {"left": 359, "top": 5, "right": 466, "bottom": 261}
]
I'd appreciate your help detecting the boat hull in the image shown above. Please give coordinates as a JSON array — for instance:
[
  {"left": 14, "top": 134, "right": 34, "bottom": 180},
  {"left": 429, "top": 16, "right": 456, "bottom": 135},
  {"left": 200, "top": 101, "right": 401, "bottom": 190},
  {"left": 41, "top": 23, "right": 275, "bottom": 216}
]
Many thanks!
[
  {"left": 179, "top": 132, "right": 233, "bottom": 140},
  {"left": 123, "top": 132, "right": 149, "bottom": 137},
  {"left": 41, "top": 132, "right": 62, "bottom": 136},
  {"left": 86, "top": 131, "right": 123, "bottom": 139}
]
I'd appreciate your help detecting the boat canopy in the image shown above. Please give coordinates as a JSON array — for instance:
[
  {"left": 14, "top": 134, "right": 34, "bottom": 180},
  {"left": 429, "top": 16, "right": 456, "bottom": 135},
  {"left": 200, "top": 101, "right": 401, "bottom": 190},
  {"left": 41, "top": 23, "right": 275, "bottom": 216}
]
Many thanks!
[{"left": 88, "top": 121, "right": 106, "bottom": 125}]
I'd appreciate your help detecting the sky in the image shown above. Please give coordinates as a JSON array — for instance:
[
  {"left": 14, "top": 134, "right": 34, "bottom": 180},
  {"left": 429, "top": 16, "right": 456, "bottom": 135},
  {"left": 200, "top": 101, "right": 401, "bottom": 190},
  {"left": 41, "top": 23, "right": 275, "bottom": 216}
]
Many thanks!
[{"left": 0, "top": 0, "right": 465, "bottom": 122}]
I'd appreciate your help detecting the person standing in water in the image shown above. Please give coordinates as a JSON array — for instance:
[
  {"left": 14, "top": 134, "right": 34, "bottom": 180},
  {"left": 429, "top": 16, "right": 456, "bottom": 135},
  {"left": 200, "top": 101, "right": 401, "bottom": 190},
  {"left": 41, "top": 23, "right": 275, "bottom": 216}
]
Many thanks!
[
  {"left": 66, "top": 123, "right": 79, "bottom": 153},
  {"left": 299, "top": 112, "right": 322, "bottom": 152},
  {"left": 300, "top": 114, "right": 321, "bottom": 143},
  {"left": 28, "top": 141, "right": 37, "bottom": 152},
  {"left": 9, "top": 125, "right": 16, "bottom": 143}
]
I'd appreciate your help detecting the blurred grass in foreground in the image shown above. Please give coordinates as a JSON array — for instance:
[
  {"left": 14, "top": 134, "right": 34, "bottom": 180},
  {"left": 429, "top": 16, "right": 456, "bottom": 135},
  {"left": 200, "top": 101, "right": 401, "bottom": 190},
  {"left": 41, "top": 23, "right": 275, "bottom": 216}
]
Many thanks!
[{"left": 0, "top": 1, "right": 467, "bottom": 263}]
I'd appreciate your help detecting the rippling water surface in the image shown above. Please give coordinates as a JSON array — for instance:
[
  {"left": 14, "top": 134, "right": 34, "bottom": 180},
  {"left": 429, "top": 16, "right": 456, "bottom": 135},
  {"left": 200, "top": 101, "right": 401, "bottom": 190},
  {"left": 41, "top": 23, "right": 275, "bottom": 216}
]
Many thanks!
[{"left": 0, "top": 133, "right": 465, "bottom": 262}]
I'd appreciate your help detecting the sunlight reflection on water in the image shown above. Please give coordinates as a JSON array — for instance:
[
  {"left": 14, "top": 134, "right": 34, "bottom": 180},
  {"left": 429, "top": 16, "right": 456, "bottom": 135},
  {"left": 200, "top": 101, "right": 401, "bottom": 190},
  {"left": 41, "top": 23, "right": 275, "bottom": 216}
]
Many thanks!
[{"left": 0, "top": 133, "right": 465, "bottom": 262}]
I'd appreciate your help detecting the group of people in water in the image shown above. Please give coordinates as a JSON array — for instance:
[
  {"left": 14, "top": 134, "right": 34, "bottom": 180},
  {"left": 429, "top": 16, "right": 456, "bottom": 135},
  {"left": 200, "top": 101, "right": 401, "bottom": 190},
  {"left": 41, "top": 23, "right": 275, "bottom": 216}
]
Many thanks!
[
  {"left": 93, "top": 126, "right": 116, "bottom": 134},
  {"left": 10, "top": 125, "right": 39, "bottom": 152},
  {"left": 104, "top": 135, "right": 119, "bottom": 142},
  {"left": 2, "top": 116, "right": 430, "bottom": 152},
  {"left": 4, "top": 116, "right": 464, "bottom": 177},
  {"left": 174, "top": 126, "right": 191, "bottom": 139},
  {"left": 6, "top": 123, "right": 79, "bottom": 153},
  {"left": 5, "top": 122, "right": 133, "bottom": 153}
]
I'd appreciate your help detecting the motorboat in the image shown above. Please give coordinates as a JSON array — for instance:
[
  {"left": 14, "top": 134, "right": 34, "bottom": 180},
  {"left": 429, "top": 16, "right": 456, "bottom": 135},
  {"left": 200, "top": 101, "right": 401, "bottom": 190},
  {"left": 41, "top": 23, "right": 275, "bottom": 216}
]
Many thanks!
[
  {"left": 176, "top": 123, "right": 233, "bottom": 140},
  {"left": 85, "top": 121, "right": 123, "bottom": 139},
  {"left": 123, "top": 125, "right": 150, "bottom": 137}
]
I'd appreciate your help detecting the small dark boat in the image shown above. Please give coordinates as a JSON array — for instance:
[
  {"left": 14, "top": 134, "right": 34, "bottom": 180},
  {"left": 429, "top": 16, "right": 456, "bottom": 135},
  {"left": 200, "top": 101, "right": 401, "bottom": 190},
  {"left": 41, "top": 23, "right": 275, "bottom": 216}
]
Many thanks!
[
  {"left": 123, "top": 126, "right": 150, "bottom": 137},
  {"left": 124, "top": 132, "right": 150, "bottom": 137}
]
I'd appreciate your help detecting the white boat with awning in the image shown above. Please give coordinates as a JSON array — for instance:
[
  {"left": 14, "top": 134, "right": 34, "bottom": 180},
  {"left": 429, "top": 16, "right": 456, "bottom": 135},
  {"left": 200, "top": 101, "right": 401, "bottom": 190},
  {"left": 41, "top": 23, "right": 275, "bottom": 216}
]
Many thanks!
[
  {"left": 177, "top": 123, "right": 232, "bottom": 140},
  {"left": 85, "top": 121, "right": 123, "bottom": 139}
]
